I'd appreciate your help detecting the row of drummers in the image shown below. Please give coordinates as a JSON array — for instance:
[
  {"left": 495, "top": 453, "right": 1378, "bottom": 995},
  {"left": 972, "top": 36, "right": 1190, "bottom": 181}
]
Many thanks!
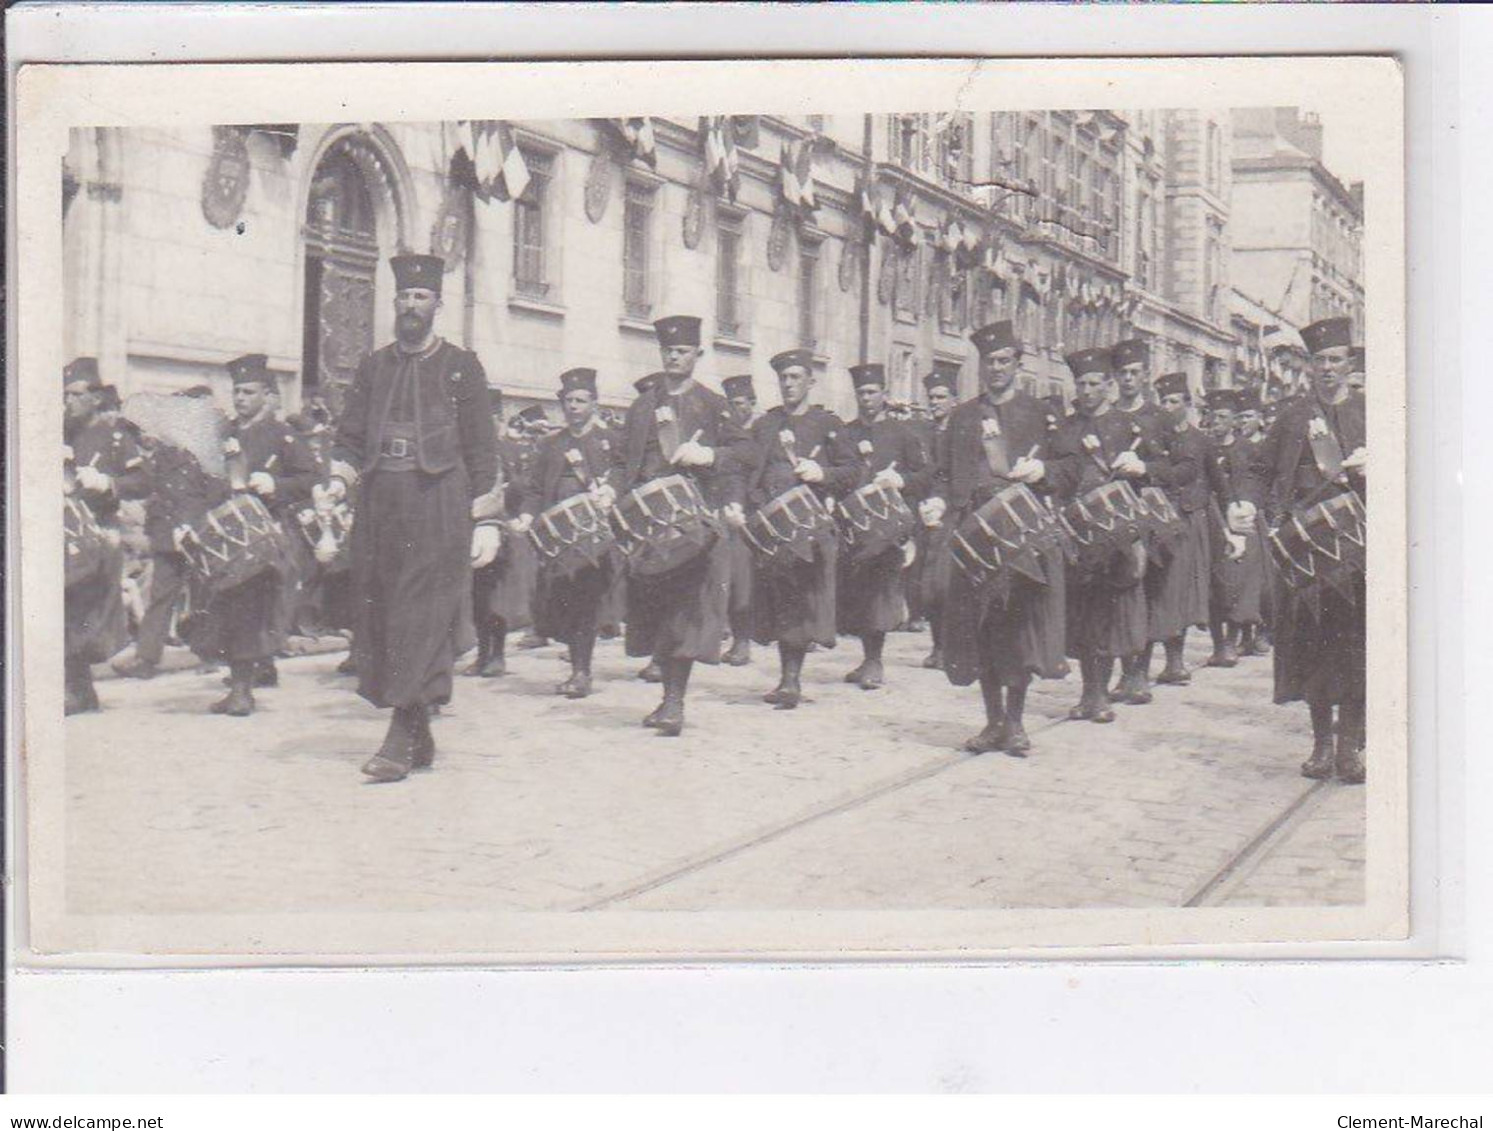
[{"left": 484, "top": 315, "right": 1363, "bottom": 763}]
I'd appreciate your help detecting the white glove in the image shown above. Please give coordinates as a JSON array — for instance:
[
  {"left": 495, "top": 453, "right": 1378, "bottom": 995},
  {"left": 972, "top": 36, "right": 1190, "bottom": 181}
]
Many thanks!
[
  {"left": 794, "top": 458, "right": 824, "bottom": 484},
  {"left": 471, "top": 523, "right": 502, "bottom": 569},
  {"left": 901, "top": 540, "right": 918, "bottom": 569},
  {"left": 1009, "top": 456, "right": 1045, "bottom": 484},
  {"left": 248, "top": 471, "right": 276, "bottom": 498},
  {"left": 672, "top": 437, "right": 716, "bottom": 467},
  {"left": 314, "top": 479, "right": 347, "bottom": 508},
  {"left": 1341, "top": 446, "right": 1367, "bottom": 472},
  {"left": 510, "top": 512, "right": 534, "bottom": 534},
  {"left": 721, "top": 502, "right": 747, "bottom": 530},
  {"left": 873, "top": 466, "right": 905, "bottom": 491},
  {"left": 1111, "top": 451, "right": 1146, "bottom": 477},
  {"left": 919, "top": 497, "right": 947, "bottom": 527},
  {"left": 1224, "top": 532, "right": 1247, "bottom": 562},
  {"left": 589, "top": 483, "right": 617, "bottom": 511},
  {"left": 75, "top": 465, "right": 112, "bottom": 493},
  {"left": 1226, "top": 500, "right": 1257, "bottom": 535}
]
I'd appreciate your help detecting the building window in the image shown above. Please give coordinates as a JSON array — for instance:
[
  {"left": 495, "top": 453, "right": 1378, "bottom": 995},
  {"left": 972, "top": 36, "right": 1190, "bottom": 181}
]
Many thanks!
[
  {"left": 716, "top": 216, "right": 744, "bottom": 339},
  {"left": 1206, "top": 121, "right": 1219, "bottom": 193},
  {"left": 940, "top": 264, "right": 969, "bottom": 332},
  {"left": 891, "top": 346, "right": 916, "bottom": 403},
  {"left": 797, "top": 236, "right": 822, "bottom": 350},
  {"left": 512, "top": 148, "right": 554, "bottom": 299},
  {"left": 622, "top": 181, "right": 655, "bottom": 320}
]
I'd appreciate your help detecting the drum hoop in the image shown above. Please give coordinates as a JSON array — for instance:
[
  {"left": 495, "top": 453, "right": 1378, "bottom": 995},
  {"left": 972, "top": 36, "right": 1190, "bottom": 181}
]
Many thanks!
[{"left": 952, "top": 530, "right": 1002, "bottom": 573}]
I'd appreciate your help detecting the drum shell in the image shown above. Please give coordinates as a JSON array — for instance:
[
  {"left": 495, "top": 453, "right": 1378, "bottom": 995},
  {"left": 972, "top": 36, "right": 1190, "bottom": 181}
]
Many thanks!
[
  {"left": 64, "top": 495, "right": 108, "bottom": 589},
  {"left": 1138, "top": 485, "right": 1184, "bottom": 566},
  {"left": 530, "top": 493, "right": 617, "bottom": 579},
  {"left": 949, "top": 483, "right": 1064, "bottom": 591},
  {"left": 1062, "top": 480, "right": 1146, "bottom": 577},
  {"left": 179, "top": 492, "right": 286, "bottom": 593},
  {"left": 744, "top": 485, "right": 833, "bottom": 569},
  {"left": 837, "top": 482, "right": 915, "bottom": 566},
  {"left": 613, "top": 475, "right": 718, "bottom": 577},
  {"left": 1268, "top": 490, "right": 1366, "bottom": 592}
]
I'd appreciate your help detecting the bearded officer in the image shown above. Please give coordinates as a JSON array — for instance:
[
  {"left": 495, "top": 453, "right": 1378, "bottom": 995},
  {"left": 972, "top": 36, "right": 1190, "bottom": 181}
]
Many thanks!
[
  {"left": 319, "top": 252, "right": 501, "bottom": 783},
  {"left": 720, "top": 373, "right": 761, "bottom": 667},
  {"left": 836, "top": 362, "right": 931, "bottom": 690},
  {"left": 742, "top": 348, "right": 858, "bottom": 709},
  {"left": 63, "top": 358, "right": 150, "bottom": 714},
  {"left": 1257, "top": 316, "right": 1367, "bottom": 784},
  {"left": 617, "top": 315, "right": 753, "bottom": 736},
  {"left": 927, "top": 321, "right": 1074, "bottom": 756},
  {"left": 514, "top": 367, "right": 620, "bottom": 699}
]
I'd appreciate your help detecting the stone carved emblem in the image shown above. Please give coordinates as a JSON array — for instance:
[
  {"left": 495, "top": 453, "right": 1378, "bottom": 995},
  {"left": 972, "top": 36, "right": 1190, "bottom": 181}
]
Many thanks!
[{"left": 201, "top": 125, "right": 252, "bottom": 230}]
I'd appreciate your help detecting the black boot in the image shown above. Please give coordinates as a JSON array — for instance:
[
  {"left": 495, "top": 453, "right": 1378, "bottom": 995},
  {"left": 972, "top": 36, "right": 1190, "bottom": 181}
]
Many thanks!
[
  {"left": 411, "top": 705, "right": 436, "bottom": 770},
  {"left": 765, "top": 644, "right": 805, "bottom": 708},
  {"left": 363, "top": 707, "right": 418, "bottom": 782},
  {"left": 479, "top": 620, "right": 508, "bottom": 677},
  {"left": 655, "top": 659, "right": 690, "bottom": 737},
  {"left": 254, "top": 658, "right": 279, "bottom": 688},
  {"left": 724, "top": 632, "right": 752, "bottom": 666},
  {"left": 211, "top": 660, "right": 256, "bottom": 716},
  {"left": 1336, "top": 700, "right": 1366, "bottom": 785},
  {"left": 854, "top": 632, "right": 886, "bottom": 690},
  {"left": 1156, "top": 635, "right": 1191, "bottom": 685},
  {"left": 1003, "top": 678, "right": 1032, "bottom": 757},
  {"left": 463, "top": 622, "right": 492, "bottom": 676},
  {"left": 963, "top": 674, "right": 1007, "bottom": 754},
  {"left": 558, "top": 635, "right": 595, "bottom": 699},
  {"left": 1301, "top": 700, "right": 1336, "bottom": 780},
  {"left": 64, "top": 657, "right": 100, "bottom": 716}
]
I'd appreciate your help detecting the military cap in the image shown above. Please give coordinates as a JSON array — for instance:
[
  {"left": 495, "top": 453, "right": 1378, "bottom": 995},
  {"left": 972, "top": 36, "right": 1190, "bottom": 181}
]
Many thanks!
[
  {"left": 226, "top": 353, "right": 273, "bottom": 387},
  {"left": 1300, "top": 317, "right": 1353, "bottom": 356},
  {"left": 770, "top": 348, "right": 815, "bottom": 375},
  {"left": 390, "top": 253, "right": 444, "bottom": 294},
  {"left": 721, "top": 374, "right": 755, "bottom": 401},
  {"left": 1064, "top": 348, "right": 1112, "bottom": 379},
  {"left": 849, "top": 363, "right": 887, "bottom": 389},
  {"left": 511, "top": 404, "right": 550, "bottom": 430},
  {"left": 1110, "top": 338, "right": 1149, "bottom": 369},
  {"left": 64, "top": 357, "right": 101, "bottom": 389},
  {"left": 969, "top": 320, "right": 1019, "bottom": 357},
  {"left": 559, "top": 368, "right": 598, "bottom": 396},
  {"left": 653, "top": 315, "right": 702, "bottom": 348},
  {"left": 923, "top": 371, "right": 957, "bottom": 395},
  {"left": 1154, "top": 372, "right": 1191, "bottom": 400}
]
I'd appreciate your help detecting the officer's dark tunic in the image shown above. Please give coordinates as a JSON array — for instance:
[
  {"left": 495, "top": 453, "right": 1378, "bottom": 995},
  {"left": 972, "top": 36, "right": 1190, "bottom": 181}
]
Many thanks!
[
  {"left": 332, "top": 338, "right": 499, "bottom": 709},
  {"left": 185, "top": 414, "right": 316, "bottom": 664},
  {"left": 617, "top": 377, "right": 750, "bottom": 664},
  {"left": 939, "top": 392, "right": 1072, "bottom": 687},
  {"left": 65, "top": 416, "right": 148, "bottom": 665},
  {"left": 1208, "top": 434, "right": 1267, "bottom": 625},
  {"left": 476, "top": 433, "right": 539, "bottom": 632},
  {"left": 835, "top": 413, "right": 930, "bottom": 635},
  {"left": 523, "top": 420, "right": 620, "bottom": 647},
  {"left": 1140, "top": 419, "right": 1208, "bottom": 642},
  {"left": 744, "top": 404, "right": 856, "bottom": 650},
  {"left": 1051, "top": 407, "right": 1150, "bottom": 659},
  {"left": 1260, "top": 390, "right": 1366, "bottom": 706}
]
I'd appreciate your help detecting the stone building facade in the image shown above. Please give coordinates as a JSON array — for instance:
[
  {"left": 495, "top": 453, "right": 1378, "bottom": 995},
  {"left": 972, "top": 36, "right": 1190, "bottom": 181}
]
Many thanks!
[{"left": 60, "top": 108, "right": 1362, "bottom": 425}]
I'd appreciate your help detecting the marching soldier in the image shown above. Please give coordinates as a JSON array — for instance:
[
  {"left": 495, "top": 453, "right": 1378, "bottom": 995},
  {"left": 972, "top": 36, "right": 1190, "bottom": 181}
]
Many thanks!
[
  {"left": 631, "top": 372, "right": 667, "bottom": 686},
  {"left": 514, "top": 368, "right": 619, "bottom": 699},
  {"left": 915, "top": 371, "right": 957, "bottom": 670},
  {"left": 928, "top": 321, "right": 1073, "bottom": 756},
  {"left": 617, "top": 315, "right": 752, "bottom": 736},
  {"left": 63, "top": 357, "right": 150, "bottom": 714},
  {"left": 1258, "top": 316, "right": 1367, "bottom": 784},
  {"left": 1053, "top": 347, "right": 1150, "bottom": 724},
  {"left": 721, "top": 373, "right": 760, "bottom": 667},
  {"left": 465, "top": 388, "right": 541, "bottom": 678},
  {"left": 742, "top": 348, "right": 858, "bottom": 709},
  {"left": 1234, "top": 397, "right": 1273, "bottom": 655},
  {"left": 836, "top": 362, "right": 931, "bottom": 691},
  {"left": 186, "top": 353, "right": 318, "bottom": 715},
  {"left": 1139, "top": 371, "right": 1210, "bottom": 692},
  {"left": 319, "top": 252, "right": 501, "bottom": 783},
  {"left": 1203, "top": 388, "right": 1267, "bottom": 667}
]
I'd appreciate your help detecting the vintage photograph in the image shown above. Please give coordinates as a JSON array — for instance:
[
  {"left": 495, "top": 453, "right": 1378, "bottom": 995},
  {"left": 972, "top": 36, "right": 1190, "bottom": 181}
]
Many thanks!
[{"left": 16, "top": 59, "right": 1407, "bottom": 960}]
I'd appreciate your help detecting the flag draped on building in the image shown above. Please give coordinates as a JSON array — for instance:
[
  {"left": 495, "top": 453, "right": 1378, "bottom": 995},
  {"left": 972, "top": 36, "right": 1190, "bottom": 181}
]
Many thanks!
[
  {"left": 450, "top": 120, "right": 531, "bottom": 203},
  {"left": 600, "top": 118, "right": 657, "bottom": 168},
  {"left": 778, "top": 137, "right": 819, "bottom": 214},
  {"left": 701, "top": 116, "right": 740, "bottom": 200}
]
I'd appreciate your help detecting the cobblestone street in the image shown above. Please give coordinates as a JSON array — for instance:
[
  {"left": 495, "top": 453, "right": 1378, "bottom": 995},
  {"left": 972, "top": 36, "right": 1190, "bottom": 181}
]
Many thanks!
[{"left": 62, "top": 630, "right": 1364, "bottom": 917}]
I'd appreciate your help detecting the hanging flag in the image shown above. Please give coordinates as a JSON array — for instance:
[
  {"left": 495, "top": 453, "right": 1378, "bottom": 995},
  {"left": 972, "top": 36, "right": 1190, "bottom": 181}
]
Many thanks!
[
  {"left": 702, "top": 116, "right": 739, "bottom": 201},
  {"left": 795, "top": 137, "right": 818, "bottom": 211},
  {"left": 779, "top": 140, "right": 802, "bottom": 207},
  {"left": 458, "top": 121, "right": 530, "bottom": 203},
  {"left": 606, "top": 118, "right": 657, "bottom": 168}
]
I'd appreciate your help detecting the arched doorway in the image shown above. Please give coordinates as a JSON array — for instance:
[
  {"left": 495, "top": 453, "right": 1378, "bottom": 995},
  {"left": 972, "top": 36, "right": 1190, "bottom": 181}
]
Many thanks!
[{"left": 300, "top": 129, "right": 410, "bottom": 416}]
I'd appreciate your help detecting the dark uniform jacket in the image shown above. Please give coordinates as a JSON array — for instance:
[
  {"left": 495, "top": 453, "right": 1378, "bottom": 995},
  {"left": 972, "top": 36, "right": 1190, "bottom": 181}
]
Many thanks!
[
  {"left": 331, "top": 338, "right": 499, "bottom": 500},
  {"left": 228, "top": 412, "right": 318, "bottom": 520},
  {"left": 935, "top": 391, "right": 1067, "bottom": 514},
  {"left": 744, "top": 404, "right": 859, "bottom": 508},
  {"left": 1047, "top": 406, "right": 1152, "bottom": 500},
  {"left": 66, "top": 414, "right": 150, "bottom": 526},
  {"left": 617, "top": 376, "right": 751, "bottom": 507},
  {"left": 1257, "top": 390, "right": 1367, "bottom": 525},
  {"left": 521, "top": 421, "right": 619, "bottom": 514},
  {"left": 840, "top": 412, "right": 933, "bottom": 499}
]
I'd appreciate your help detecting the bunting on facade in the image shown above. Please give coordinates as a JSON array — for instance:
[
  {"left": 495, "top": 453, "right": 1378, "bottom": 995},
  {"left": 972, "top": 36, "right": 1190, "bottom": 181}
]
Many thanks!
[
  {"left": 700, "top": 116, "right": 740, "bottom": 201},
  {"left": 599, "top": 118, "right": 658, "bottom": 168},
  {"left": 450, "top": 121, "right": 531, "bottom": 203},
  {"left": 778, "top": 137, "right": 819, "bottom": 215}
]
